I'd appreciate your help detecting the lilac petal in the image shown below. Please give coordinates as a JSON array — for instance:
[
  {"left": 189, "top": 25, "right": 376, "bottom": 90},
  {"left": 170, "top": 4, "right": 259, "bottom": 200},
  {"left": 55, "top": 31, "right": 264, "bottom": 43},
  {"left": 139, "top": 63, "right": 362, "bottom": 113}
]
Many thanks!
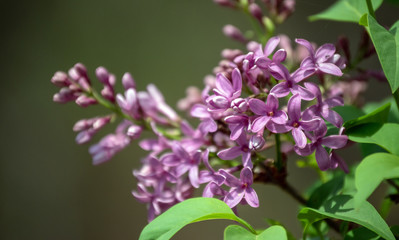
[
  {"left": 313, "top": 121, "right": 328, "bottom": 139},
  {"left": 264, "top": 36, "right": 280, "bottom": 56},
  {"left": 248, "top": 98, "right": 268, "bottom": 115},
  {"left": 300, "top": 56, "right": 315, "bottom": 69},
  {"left": 317, "top": 62, "right": 343, "bottom": 76},
  {"left": 161, "top": 153, "right": 181, "bottom": 166},
  {"left": 268, "top": 63, "right": 290, "bottom": 80},
  {"left": 203, "top": 182, "right": 222, "bottom": 198},
  {"left": 324, "top": 97, "right": 344, "bottom": 108},
  {"left": 207, "top": 95, "right": 230, "bottom": 109},
  {"left": 236, "top": 131, "right": 249, "bottom": 146},
  {"left": 172, "top": 143, "right": 190, "bottom": 160},
  {"left": 291, "top": 85, "right": 315, "bottom": 101},
  {"left": 215, "top": 73, "right": 234, "bottom": 97},
  {"left": 300, "top": 118, "right": 321, "bottom": 131},
  {"left": 139, "top": 139, "right": 158, "bottom": 151},
  {"left": 220, "top": 169, "right": 241, "bottom": 187},
  {"left": 255, "top": 57, "right": 271, "bottom": 69},
  {"left": 287, "top": 94, "right": 302, "bottom": 121},
  {"left": 272, "top": 49, "right": 287, "bottom": 62},
  {"left": 190, "top": 104, "right": 210, "bottom": 118},
  {"left": 242, "top": 152, "right": 253, "bottom": 168},
  {"left": 231, "top": 68, "right": 242, "bottom": 93},
  {"left": 315, "top": 43, "right": 336, "bottom": 62},
  {"left": 315, "top": 144, "right": 330, "bottom": 171},
  {"left": 304, "top": 82, "right": 321, "bottom": 101},
  {"left": 175, "top": 164, "right": 190, "bottom": 177},
  {"left": 321, "top": 135, "right": 348, "bottom": 149},
  {"left": 292, "top": 128, "right": 307, "bottom": 148},
  {"left": 302, "top": 105, "right": 319, "bottom": 121},
  {"left": 294, "top": 144, "right": 315, "bottom": 156},
  {"left": 240, "top": 167, "right": 253, "bottom": 185},
  {"left": 266, "top": 93, "right": 279, "bottom": 111},
  {"left": 244, "top": 187, "right": 259, "bottom": 208},
  {"left": 217, "top": 146, "right": 242, "bottom": 160},
  {"left": 251, "top": 116, "right": 269, "bottom": 133},
  {"left": 266, "top": 121, "right": 292, "bottom": 133},
  {"left": 271, "top": 110, "right": 288, "bottom": 124},
  {"left": 225, "top": 115, "right": 248, "bottom": 124},
  {"left": 230, "top": 124, "right": 245, "bottom": 140},
  {"left": 270, "top": 82, "right": 290, "bottom": 98},
  {"left": 199, "top": 118, "right": 218, "bottom": 133},
  {"left": 321, "top": 108, "right": 343, "bottom": 128},
  {"left": 295, "top": 38, "right": 314, "bottom": 56},
  {"left": 224, "top": 189, "right": 244, "bottom": 208},
  {"left": 331, "top": 151, "right": 349, "bottom": 173},
  {"left": 189, "top": 166, "right": 200, "bottom": 188}
]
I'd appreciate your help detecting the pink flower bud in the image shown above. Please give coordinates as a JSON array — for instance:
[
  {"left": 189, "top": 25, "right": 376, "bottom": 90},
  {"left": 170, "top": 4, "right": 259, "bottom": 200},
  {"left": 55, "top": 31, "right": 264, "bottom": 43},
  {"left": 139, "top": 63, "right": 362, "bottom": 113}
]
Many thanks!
[
  {"left": 231, "top": 98, "right": 248, "bottom": 112},
  {"left": 249, "top": 135, "right": 265, "bottom": 151},
  {"left": 223, "top": 25, "right": 247, "bottom": 43},
  {"left": 75, "top": 95, "right": 97, "bottom": 107},
  {"left": 51, "top": 71, "right": 70, "bottom": 87},
  {"left": 53, "top": 88, "right": 78, "bottom": 103},
  {"left": 221, "top": 49, "right": 243, "bottom": 61},
  {"left": 213, "top": 0, "right": 236, "bottom": 8},
  {"left": 93, "top": 116, "right": 112, "bottom": 131},
  {"left": 122, "top": 72, "right": 136, "bottom": 90},
  {"left": 249, "top": 3, "right": 263, "bottom": 24},
  {"left": 127, "top": 125, "right": 143, "bottom": 139}
]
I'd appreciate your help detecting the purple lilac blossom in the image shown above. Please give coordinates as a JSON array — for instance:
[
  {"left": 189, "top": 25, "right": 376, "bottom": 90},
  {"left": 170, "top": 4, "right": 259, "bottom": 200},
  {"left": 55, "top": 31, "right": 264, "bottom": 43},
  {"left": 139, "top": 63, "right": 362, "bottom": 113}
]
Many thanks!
[
  {"left": 302, "top": 82, "right": 344, "bottom": 128},
  {"left": 267, "top": 94, "right": 321, "bottom": 148},
  {"left": 206, "top": 68, "right": 242, "bottom": 112},
  {"left": 295, "top": 38, "right": 343, "bottom": 77},
  {"left": 295, "top": 121, "right": 348, "bottom": 171},
  {"left": 217, "top": 132, "right": 254, "bottom": 168},
  {"left": 220, "top": 167, "right": 259, "bottom": 208},
  {"left": 249, "top": 93, "right": 288, "bottom": 133}
]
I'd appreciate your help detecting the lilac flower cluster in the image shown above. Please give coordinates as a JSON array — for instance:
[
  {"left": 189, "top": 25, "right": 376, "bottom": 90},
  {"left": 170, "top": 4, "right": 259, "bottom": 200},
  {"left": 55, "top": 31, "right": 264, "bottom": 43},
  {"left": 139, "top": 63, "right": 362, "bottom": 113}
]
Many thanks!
[{"left": 51, "top": 34, "right": 350, "bottom": 222}]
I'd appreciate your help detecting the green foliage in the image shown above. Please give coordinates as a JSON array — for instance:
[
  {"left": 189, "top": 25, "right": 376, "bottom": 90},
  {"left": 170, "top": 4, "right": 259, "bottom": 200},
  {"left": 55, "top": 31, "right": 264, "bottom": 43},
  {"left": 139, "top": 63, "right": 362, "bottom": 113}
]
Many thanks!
[
  {"left": 139, "top": 198, "right": 256, "bottom": 240},
  {"left": 360, "top": 15, "right": 399, "bottom": 92},
  {"left": 343, "top": 103, "right": 391, "bottom": 129},
  {"left": 224, "top": 225, "right": 287, "bottom": 240},
  {"left": 298, "top": 195, "right": 395, "bottom": 240},
  {"left": 307, "top": 174, "right": 345, "bottom": 209},
  {"left": 346, "top": 123, "right": 399, "bottom": 155},
  {"left": 309, "top": 0, "right": 382, "bottom": 23},
  {"left": 354, "top": 153, "right": 399, "bottom": 206}
]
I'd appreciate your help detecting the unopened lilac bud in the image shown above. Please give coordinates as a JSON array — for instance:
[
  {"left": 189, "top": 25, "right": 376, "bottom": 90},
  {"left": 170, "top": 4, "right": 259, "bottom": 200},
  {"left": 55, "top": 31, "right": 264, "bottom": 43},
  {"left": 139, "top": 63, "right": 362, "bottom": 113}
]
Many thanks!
[
  {"left": 69, "top": 63, "right": 89, "bottom": 83},
  {"left": 93, "top": 116, "right": 112, "bottom": 131},
  {"left": 231, "top": 98, "right": 248, "bottom": 112},
  {"left": 249, "top": 3, "right": 263, "bottom": 25},
  {"left": 73, "top": 118, "right": 96, "bottom": 132},
  {"left": 127, "top": 125, "right": 143, "bottom": 139},
  {"left": 213, "top": 0, "right": 236, "bottom": 8},
  {"left": 51, "top": 71, "right": 70, "bottom": 87},
  {"left": 122, "top": 72, "right": 136, "bottom": 90},
  {"left": 75, "top": 95, "right": 97, "bottom": 107},
  {"left": 53, "top": 88, "right": 78, "bottom": 103},
  {"left": 249, "top": 135, "right": 265, "bottom": 151},
  {"left": 78, "top": 77, "right": 91, "bottom": 92},
  {"left": 221, "top": 49, "right": 243, "bottom": 61},
  {"left": 223, "top": 25, "right": 247, "bottom": 43},
  {"left": 101, "top": 85, "right": 115, "bottom": 102},
  {"left": 75, "top": 129, "right": 95, "bottom": 144},
  {"left": 96, "top": 67, "right": 110, "bottom": 85}
]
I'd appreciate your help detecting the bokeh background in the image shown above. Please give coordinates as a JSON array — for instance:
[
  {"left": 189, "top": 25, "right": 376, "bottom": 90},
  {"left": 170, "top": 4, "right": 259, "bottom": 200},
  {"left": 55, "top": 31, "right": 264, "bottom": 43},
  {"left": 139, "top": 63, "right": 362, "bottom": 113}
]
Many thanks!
[{"left": 1, "top": 0, "right": 398, "bottom": 239}]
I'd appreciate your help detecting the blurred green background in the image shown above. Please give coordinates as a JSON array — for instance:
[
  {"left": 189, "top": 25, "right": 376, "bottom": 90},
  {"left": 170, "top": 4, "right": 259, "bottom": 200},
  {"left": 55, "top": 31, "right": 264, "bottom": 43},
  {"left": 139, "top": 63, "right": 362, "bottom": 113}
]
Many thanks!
[{"left": 1, "top": 0, "right": 398, "bottom": 239}]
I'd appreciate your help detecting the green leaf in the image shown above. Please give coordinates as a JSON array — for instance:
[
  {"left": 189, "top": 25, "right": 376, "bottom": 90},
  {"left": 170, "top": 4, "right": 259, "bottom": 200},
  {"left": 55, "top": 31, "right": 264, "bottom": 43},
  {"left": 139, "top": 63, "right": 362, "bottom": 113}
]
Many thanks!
[
  {"left": 367, "top": 15, "right": 399, "bottom": 92},
  {"left": 343, "top": 102, "right": 391, "bottom": 129},
  {"left": 327, "top": 105, "right": 364, "bottom": 135},
  {"left": 307, "top": 174, "right": 345, "bottom": 209},
  {"left": 344, "top": 227, "right": 380, "bottom": 240},
  {"left": 362, "top": 98, "right": 399, "bottom": 123},
  {"left": 139, "top": 198, "right": 256, "bottom": 240},
  {"left": 298, "top": 195, "right": 395, "bottom": 240},
  {"left": 346, "top": 123, "right": 399, "bottom": 155},
  {"left": 224, "top": 225, "right": 287, "bottom": 240},
  {"left": 309, "top": 0, "right": 382, "bottom": 23},
  {"left": 354, "top": 153, "right": 399, "bottom": 206},
  {"left": 264, "top": 219, "right": 296, "bottom": 240}
]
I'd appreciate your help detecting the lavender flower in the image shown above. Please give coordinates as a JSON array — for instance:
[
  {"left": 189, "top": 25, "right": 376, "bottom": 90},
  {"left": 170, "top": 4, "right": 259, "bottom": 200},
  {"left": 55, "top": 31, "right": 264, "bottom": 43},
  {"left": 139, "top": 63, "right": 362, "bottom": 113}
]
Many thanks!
[
  {"left": 206, "top": 68, "right": 242, "bottom": 112},
  {"left": 295, "top": 122, "right": 348, "bottom": 171},
  {"left": 295, "top": 38, "right": 343, "bottom": 76},
  {"left": 249, "top": 93, "right": 288, "bottom": 133},
  {"left": 220, "top": 167, "right": 259, "bottom": 208},
  {"left": 267, "top": 94, "right": 321, "bottom": 148},
  {"left": 302, "top": 82, "right": 344, "bottom": 128}
]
